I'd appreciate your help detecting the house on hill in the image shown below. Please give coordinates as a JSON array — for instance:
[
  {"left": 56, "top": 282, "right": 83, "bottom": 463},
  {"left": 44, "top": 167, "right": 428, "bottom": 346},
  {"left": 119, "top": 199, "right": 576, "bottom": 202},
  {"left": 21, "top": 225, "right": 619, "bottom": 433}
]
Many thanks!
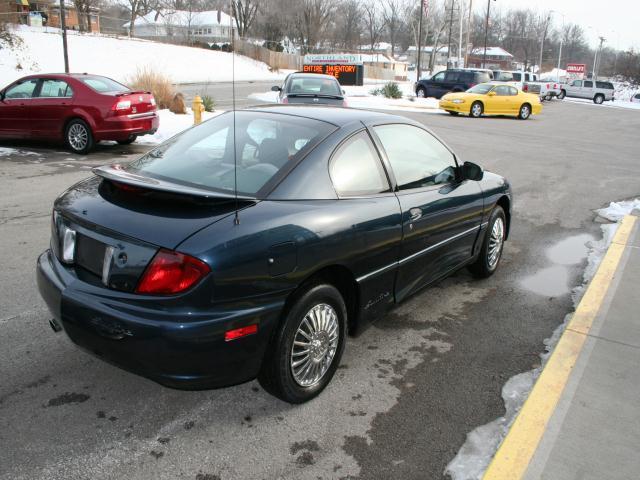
[
  {"left": 126, "top": 9, "right": 236, "bottom": 43},
  {"left": 0, "top": 0, "right": 99, "bottom": 31},
  {"left": 467, "top": 47, "right": 514, "bottom": 69}
]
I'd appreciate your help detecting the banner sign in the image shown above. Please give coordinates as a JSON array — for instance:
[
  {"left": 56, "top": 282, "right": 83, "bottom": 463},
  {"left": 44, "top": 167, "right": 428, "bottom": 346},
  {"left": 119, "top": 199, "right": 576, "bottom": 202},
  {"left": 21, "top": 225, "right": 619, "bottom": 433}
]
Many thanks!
[
  {"left": 566, "top": 63, "right": 586, "bottom": 74},
  {"left": 303, "top": 54, "right": 363, "bottom": 65}
]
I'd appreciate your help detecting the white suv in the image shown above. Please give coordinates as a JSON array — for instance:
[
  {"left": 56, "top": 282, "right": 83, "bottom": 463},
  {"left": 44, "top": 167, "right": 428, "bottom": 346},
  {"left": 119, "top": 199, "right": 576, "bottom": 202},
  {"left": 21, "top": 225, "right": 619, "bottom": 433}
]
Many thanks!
[{"left": 558, "top": 79, "right": 615, "bottom": 104}]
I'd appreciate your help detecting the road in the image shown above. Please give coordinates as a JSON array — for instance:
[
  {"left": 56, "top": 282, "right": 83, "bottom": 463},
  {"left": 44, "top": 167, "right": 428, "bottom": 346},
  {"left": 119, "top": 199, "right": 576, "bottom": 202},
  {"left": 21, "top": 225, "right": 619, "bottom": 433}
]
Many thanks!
[
  {"left": 176, "top": 80, "right": 276, "bottom": 109},
  {"left": 1, "top": 101, "right": 639, "bottom": 480}
]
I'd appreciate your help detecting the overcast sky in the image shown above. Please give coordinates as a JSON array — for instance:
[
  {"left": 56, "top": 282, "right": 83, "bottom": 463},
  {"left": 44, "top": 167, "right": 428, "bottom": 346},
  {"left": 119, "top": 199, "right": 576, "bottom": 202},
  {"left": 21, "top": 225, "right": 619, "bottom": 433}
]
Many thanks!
[{"left": 471, "top": 0, "right": 639, "bottom": 50}]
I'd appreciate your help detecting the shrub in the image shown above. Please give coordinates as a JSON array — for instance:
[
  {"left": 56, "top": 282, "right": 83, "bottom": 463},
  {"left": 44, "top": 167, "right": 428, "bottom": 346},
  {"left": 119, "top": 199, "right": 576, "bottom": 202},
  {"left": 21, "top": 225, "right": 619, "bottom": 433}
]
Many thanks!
[
  {"left": 370, "top": 87, "right": 382, "bottom": 96},
  {"left": 169, "top": 93, "right": 187, "bottom": 114},
  {"left": 381, "top": 82, "right": 403, "bottom": 99},
  {"left": 126, "top": 67, "right": 175, "bottom": 109},
  {"left": 201, "top": 95, "right": 215, "bottom": 112}
]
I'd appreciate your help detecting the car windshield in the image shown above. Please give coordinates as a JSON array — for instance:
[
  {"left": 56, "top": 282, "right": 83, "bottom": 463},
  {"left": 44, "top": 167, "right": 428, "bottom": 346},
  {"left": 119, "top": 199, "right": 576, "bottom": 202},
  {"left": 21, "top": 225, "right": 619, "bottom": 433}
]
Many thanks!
[
  {"left": 123, "top": 111, "right": 335, "bottom": 197},
  {"left": 467, "top": 84, "right": 493, "bottom": 94},
  {"left": 494, "top": 71, "right": 514, "bottom": 81},
  {"left": 287, "top": 76, "right": 342, "bottom": 96},
  {"left": 79, "top": 76, "right": 130, "bottom": 93}
]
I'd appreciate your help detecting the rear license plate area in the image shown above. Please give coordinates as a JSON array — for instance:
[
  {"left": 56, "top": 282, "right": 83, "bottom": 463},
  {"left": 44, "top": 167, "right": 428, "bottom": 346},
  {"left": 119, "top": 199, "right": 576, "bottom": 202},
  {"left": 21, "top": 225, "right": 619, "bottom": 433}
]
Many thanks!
[{"left": 75, "top": 234, "right": 106, "bottom": 277}]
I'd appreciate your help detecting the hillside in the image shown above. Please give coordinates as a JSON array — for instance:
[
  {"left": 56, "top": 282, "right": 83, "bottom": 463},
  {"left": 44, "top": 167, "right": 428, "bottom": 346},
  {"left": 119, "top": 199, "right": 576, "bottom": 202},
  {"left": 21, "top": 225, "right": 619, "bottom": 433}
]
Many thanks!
[{"left": 0, "top": 25, "right": 283, "bottom": 87}]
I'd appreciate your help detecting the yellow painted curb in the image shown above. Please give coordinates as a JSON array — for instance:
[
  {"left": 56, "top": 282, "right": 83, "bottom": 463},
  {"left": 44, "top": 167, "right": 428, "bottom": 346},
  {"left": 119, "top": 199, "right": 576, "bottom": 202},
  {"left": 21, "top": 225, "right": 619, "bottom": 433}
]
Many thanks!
[{"left": 483, "top": 214, "right": 638, "bottom": 480}]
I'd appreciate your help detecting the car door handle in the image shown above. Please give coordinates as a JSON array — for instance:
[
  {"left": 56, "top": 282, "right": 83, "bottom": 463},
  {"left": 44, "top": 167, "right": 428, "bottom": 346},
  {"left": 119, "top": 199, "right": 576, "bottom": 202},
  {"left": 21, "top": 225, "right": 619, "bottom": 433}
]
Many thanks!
[{"left": 409, "top": 208, "right": 422, "bottom": 221}]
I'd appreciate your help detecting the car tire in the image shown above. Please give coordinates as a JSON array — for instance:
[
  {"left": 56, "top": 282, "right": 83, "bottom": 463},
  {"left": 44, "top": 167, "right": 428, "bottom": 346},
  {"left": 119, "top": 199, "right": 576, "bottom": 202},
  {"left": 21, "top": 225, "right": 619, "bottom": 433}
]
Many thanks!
[
  {"left": 448, "top": 111, "right": 459, "bottom": 116},
  {"left": 65, "top": 119, "right": 94, "bottom": 154},
  {"left": 470, "top": 101, "right": 483, "bottom": 118},
  {"left": 468, "top": 206, "right": 506, "bottom": 278},
  {"left": 557, "top": 90, "right": 566, "bottom": 100},
  {"left": 416, "top": 87, "right": 427, "bottom": 98},
  {"left": 117, "top": 135, "right": 137, "bottom": 145},
  {"left": 518, "top": 103, "right": 531, "bottom": 120},
  {"left": 258, "top": 283, "right": 347, "bottom": 404},
  {"left": 544, "top": 94, "right": 552, "bottom": 101},
  {"left": 594, "top": 94, "right": 604, "bottom": 104}
]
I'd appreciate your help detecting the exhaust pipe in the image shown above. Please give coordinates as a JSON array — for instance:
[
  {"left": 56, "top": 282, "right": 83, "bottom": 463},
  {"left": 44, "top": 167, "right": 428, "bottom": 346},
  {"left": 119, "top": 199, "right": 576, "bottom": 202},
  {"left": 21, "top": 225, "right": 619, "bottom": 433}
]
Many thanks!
[{"left": 49, "top": 318, "right": 62, "bottom": 333}]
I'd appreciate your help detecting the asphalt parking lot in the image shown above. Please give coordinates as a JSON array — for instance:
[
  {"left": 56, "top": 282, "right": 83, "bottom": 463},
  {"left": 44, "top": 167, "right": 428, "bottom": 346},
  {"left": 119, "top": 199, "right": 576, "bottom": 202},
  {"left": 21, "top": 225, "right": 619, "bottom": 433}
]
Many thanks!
[{"left": 1, "top": 101, "right": 639, "bottom": 480}]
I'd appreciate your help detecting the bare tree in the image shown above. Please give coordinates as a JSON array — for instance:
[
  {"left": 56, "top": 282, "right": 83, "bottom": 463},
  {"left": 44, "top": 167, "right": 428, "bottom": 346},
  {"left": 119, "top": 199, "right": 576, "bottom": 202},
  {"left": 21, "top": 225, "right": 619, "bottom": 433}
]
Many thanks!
[
  {"left": 383, "top": 0, "right": 403, "bottom": 56},
  {"left": 125, "top": 0, "right": 159, "bottom": 37},
  {"left": 231, "top": 0, "right": 259, "bottom": 38},
  {"left": 333, "top": 0, "right": 361, "bottom": 50},
  {"left": 362, "top": 2, "right": 386, "bottom": 53},
  {"left": 294, "top": 0, "right": 335, "bottom": 54}
]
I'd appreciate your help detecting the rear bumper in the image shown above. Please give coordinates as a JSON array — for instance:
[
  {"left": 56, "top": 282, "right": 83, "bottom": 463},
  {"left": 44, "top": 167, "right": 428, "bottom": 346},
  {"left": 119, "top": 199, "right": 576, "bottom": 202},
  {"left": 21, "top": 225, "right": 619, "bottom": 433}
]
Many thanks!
[
  {"left": 94, "top": 113, "right": 160, "bottom": 141},
  {"left": 36, "top": 249, "right": 283, "bottom": 389}
]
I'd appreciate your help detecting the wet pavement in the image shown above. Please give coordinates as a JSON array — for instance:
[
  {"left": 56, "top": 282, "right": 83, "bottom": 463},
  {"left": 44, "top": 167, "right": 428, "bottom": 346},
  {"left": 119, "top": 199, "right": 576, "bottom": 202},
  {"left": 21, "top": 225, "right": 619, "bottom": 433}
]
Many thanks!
[{"left": 1, "top": 100, "right": 639, "bottom": 479}]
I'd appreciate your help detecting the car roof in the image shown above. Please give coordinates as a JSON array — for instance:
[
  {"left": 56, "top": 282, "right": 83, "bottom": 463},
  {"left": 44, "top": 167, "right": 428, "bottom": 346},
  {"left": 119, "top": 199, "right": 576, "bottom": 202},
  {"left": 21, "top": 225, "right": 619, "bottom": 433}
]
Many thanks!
[
  {"left": 287, "top": 73, "right": 339, "bottom": 81},
  {"left": 244, "top": 105, "right": 412, "bottom": 127}
]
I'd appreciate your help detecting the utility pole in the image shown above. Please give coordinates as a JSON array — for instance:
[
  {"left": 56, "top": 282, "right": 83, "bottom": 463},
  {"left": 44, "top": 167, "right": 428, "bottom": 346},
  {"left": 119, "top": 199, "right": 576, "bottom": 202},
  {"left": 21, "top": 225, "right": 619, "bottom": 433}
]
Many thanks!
[
  {"left": 556, "top": 12, "right": 565, "bottom": 82},
  {"left": 59, "top": 0, "right": 69, "bottom": 73},
  {"left": 538, "top": 12, "right": 551, "bottom": 76},
  {"left": 593, "top": 36, "right": 606, "bottom": 79},
  {"left": 464, "top": 0, "right": 473, "bottom": 67},
  {"left": 446, "top": 0, "right": 455, "bottom": 68},
  {"left": 482, "top": 0, "right": 493, "bottom": 69},
  {"left": 458, "top": 0, "right": 464, "bottom": 67},
  {"left": 416, "top": 0, "right": 425, "bottom": 81}
]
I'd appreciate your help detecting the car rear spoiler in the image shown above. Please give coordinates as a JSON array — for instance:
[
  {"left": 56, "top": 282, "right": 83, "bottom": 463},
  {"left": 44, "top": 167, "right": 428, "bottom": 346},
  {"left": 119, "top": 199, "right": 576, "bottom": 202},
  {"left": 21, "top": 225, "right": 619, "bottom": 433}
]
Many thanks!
[{"left": 93, "top": 164, "right": 256, "bottom": 200}]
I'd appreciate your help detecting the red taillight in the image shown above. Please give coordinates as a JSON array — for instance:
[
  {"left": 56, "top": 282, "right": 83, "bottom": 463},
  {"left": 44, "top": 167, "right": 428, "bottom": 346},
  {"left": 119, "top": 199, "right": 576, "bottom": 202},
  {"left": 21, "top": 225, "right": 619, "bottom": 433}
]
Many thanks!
[
  {"left": 523, "top": 84, "right": 529, "bottom": 92},
  {"left": 469, "top": 83, "right": 477, "bottom": 88},
  {"left": 136, "top": 249, "right": 210, "bottom": 295},
  {"left": 282, "top": 96, "right": 289, "bottom": 104},
  {"left": 225, "top": 324, "right": 258, "bottom": 342},
  {"left": 112, "top": 98, "right": 132, "bottom": 115}
]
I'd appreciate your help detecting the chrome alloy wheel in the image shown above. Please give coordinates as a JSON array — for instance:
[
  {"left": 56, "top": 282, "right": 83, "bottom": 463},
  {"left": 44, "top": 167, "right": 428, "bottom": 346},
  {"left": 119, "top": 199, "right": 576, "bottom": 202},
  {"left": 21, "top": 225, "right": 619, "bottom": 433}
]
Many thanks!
[
  {"left": 520, "top": 104, "right": 531, "bottom": 119},
  {"left": 487, "top": 217, "right": 505, "bottom": 269},
  {"left": 471, "top": 103, "right": 482, "bottom": 117},
  {"left": 68, "top": 123, "right": 89, "bottom": 151},
  {"left": 290, "top": 303, "right": 339, "bottom": 387}
]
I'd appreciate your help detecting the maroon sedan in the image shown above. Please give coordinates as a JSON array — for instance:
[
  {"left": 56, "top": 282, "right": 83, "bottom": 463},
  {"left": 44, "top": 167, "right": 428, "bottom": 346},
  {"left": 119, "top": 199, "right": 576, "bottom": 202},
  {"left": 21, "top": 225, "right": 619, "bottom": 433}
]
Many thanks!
[{"left": 0, "top": 73, "right": 159, "bottom": 154}]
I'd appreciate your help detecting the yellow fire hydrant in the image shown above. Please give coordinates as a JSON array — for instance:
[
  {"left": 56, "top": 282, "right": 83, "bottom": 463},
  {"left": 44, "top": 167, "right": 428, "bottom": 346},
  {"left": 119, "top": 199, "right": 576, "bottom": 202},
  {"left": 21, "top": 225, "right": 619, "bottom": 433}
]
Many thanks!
[{"left": 192, "top": 95, "right": 205, "bottom": 125}]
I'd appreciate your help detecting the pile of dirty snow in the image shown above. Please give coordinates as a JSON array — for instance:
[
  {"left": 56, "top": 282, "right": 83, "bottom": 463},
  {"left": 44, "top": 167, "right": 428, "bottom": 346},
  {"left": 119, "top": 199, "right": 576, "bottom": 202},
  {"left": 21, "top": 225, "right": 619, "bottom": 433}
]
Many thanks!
[{"left": 136, "top": 109, "right": 224, "bottom": 145}]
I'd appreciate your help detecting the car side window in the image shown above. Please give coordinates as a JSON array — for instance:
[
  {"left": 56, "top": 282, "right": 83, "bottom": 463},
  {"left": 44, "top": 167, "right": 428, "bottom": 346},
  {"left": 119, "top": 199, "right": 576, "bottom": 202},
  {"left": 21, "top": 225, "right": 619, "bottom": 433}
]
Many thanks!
[
  {"left": 444, "top": 71, "right": 459, "bottom": 82},
  {"left": 584, "top": 81, "right": 593, "bottom": 88},
  {"left": 508, "top": 86, "right": 518, "bottom": 96},
  {"left": 512, "top": 72, "right": 521, "bottom": 81},
  {"left": 374, "top": 124, "right": 457, "bottom": 191},
  {"left": 635, "top": 94, "right": 640, "bottom": 99},
  {"left": 38, "top": 79, "right": 73, "bottom": 98},
  {"left": 431, "top": 72, "right": 445, "bottom": 82},
  {"left": 329, "top": 132, "right": 389, "bottom": 197},
  {"left": 4, "top": 80, "right": 38, "bottom": 99},
  {"left": 573, "top": 80, "right": 582, "bottom": 87},
  {"left": 495, "top": 85, "right": 511, "bottom": 96}
]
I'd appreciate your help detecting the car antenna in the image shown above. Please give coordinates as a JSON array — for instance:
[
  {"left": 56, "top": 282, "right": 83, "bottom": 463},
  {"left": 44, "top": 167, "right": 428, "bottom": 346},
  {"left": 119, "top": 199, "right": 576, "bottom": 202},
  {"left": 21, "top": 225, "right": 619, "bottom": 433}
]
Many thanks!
[{"left": 229, "top": 2, "right": 240, "bottom": 225}]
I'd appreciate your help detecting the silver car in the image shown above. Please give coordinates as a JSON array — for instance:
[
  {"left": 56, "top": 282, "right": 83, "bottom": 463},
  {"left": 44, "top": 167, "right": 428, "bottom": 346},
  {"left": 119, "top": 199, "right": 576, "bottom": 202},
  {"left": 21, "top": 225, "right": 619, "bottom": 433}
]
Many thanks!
[{"left": 558, "top": 79, "right": 615, "bottom": 104}]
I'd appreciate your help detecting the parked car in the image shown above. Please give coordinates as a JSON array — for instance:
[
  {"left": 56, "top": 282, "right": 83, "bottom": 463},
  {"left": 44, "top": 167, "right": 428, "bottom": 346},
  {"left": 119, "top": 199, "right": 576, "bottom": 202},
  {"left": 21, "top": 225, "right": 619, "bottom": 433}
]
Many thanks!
[
  {"left": 493, "top": 70, "right": 559, "bottom": 100},
  {"left": 0, "top": 73, "right": 158, "bottom": 154},
  {"left": 271, "top": 73, "right": 346, "bottom": 106},
  {"left": 631, "top": 92, "right": 640, "bottom": 103},
  {"left": 439, "top": 82, "right": 542, "bottom": 119},
  {"left": 37, "top": 106, "right": 511, "bottom": 403},
  {"left": 557, "top": 79, "right": 615, "bottom": 104},
  {"left": 415, "top": 68, "right": 493, "bottom": 98}
]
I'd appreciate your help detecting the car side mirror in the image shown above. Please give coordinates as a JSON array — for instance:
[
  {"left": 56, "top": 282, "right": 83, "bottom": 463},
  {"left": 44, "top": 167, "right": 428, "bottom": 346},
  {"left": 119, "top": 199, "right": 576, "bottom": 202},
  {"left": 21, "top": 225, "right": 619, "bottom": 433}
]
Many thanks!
[
  {"left": 271, "top": 86, "right": 281, "bottom": 92},
  {"left": 342, "top": 89, "right": 346, "bottom": 95},
  {"left": 487, "top": 91, "right": 496, "bottom": 97},
  {"left": 461, "top": 161, "right": 483, "bottom": 181},
  {"left": 0, "top": 90, "right": 5, "bottom": 101}
]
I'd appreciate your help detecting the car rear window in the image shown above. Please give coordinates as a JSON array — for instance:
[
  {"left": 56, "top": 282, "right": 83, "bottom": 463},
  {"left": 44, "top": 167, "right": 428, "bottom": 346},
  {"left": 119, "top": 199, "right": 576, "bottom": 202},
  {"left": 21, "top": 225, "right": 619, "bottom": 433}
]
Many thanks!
[
  {"left": 287, "top": 76, "right": 342, "bottom": 96},
  {"left": 79, "top": 76, "right": 130, "bottom": 93},
  {"left": 494, "top": 71, "right": 514, "bottom": 82},
  {"left": 476, "top": 72, "right": 491, "bottom": 83},
  {"left": 595, "top": 81, "right": 614, "bottom": 89},
  {"left": 124, "top": 111, "right": 335, "bottom": 197}
]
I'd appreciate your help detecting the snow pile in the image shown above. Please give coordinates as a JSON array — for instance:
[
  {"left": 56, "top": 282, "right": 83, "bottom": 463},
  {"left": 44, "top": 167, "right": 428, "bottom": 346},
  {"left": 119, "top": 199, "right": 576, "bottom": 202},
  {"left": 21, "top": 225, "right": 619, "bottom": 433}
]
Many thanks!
[
  {"left": 445, "top": 198, "right": 640, "bottom": 480},
  {"left": 613, "top": 81, "right": 639, "bottom": 102},
  {"left": 0, "top": 25, "right": 283, "bottom": 87},
  {"left": 136, "top": 109, "right": 224, "bottom": 145},
  {"left": 540, "top": 68, "right": 567, "bottom": 81}
]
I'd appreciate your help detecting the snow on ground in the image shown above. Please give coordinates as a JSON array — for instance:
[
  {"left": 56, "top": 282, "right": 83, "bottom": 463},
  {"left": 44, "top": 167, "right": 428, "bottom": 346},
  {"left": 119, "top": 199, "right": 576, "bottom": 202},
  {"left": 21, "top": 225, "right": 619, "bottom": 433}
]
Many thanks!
[
  {"left": 445, "top": 198, "right": 640, "bottom": 480},
  {"left": 248, "top": 80, "right": 443, "bottom": 113},
  {"left": 0, "top": 25, "right": 284, "bottom": 87},
  {"left": 563, "top": 97, "right": 640, "bottom": 110},
  {"left": 0, "top": 147, "right": 41, "bottom": 157},
  {"left": 136, "top": 109, "right": 224, "bottom": 145}
]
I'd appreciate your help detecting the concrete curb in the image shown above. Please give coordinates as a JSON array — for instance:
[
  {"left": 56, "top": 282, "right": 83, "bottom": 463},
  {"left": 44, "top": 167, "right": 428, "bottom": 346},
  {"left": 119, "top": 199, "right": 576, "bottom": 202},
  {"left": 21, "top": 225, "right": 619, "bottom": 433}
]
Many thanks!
[{"left": 482, "top": 214, "right": 639, "bottom": 480}]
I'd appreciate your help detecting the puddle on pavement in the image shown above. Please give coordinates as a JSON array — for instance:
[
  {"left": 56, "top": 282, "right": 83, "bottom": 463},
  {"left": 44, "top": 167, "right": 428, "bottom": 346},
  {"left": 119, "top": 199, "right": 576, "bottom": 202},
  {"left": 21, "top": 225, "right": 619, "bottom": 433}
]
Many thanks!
[
  {"left": 521, "top": 266, "right": 570, "bottom": 296},
  {"left": 546, "top": 234, "right": 594, "bottom": 265},
  {"left": 521, "top": 234, "right": 594, "bottom": 297}
]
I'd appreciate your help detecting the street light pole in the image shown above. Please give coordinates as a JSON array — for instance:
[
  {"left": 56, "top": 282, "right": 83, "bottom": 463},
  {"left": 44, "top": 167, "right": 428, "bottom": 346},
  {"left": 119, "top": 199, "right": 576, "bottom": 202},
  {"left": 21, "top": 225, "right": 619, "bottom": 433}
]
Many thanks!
[
  {"left": 458, "top": 0, "right": 464, "bottom": 67},
  {"left": 538, "top": 12, "right": 551, "bottom": 76},
  {"left": 464, "top": 0, "right": 473, "bottom": 67},
  {"left": 416, "top": 0, "right": 425, "bottom": 81},
  {"left": 594, "top": 36, "right": 606, "bottom": 79},
  {"left": 59, "top": 0, "right": 69, "bottom": 73}
]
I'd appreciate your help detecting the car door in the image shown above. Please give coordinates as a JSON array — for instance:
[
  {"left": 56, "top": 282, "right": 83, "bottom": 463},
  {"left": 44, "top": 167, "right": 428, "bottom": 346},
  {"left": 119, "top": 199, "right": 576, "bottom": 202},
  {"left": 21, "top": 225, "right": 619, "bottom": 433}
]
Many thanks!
[
  {"left": 0, "top": 78, "right": 38, "bottom": 139},
  {"left": 492, "top": 85, "right": 515, "bottom": 114},
  {"left": 327, "top": 130, "right": 402, "bottom": 317},
  {"left": 582, "top": 80, "right": 594, "bottom": 99},
  {"left": 443, "top": 71, "right": 460, "bottom": 95},
  {"left": 370, "top": 123, "right": 484, "bottom": 302},
  {"left": 429, "top": 71, "right": 446, "bottom": 97},
  {"left": 566, "top": 79, "right": 582, "bottom": 97},
  {"left": 30, "top": 78, "right": 75, "bottom": 139}
]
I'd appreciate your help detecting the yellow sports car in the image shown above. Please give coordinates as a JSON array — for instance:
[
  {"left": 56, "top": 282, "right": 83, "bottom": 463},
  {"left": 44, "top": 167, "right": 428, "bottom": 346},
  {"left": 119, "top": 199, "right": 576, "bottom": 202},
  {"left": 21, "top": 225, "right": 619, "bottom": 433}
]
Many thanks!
[{"left": 439, "top": 83, "right": 542, "bottom": 119}]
